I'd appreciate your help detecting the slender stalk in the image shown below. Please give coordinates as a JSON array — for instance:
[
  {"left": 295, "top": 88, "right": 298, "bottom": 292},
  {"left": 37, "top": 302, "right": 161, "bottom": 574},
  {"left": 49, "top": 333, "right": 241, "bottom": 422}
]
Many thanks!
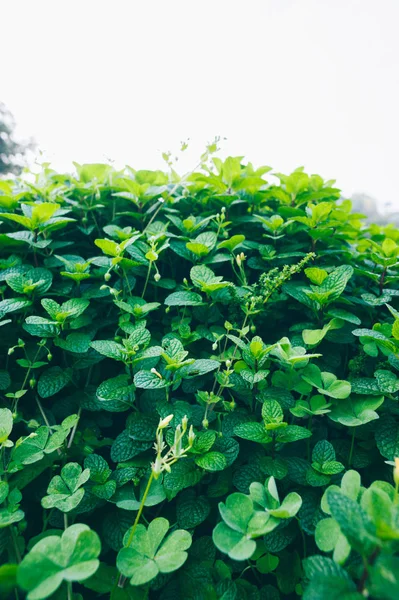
[
  {"left": 10, "top": 526, "right": 21, "bottom": 563},
  {"left": 348, "top": 430, "right": 355, "bottom": 467},
  {"left": 64, "top": 514, "right": 72, "bottom": 600},
  {"left": 12, "top": 346, "right": 42, "bottom": 412},
  {"left": 67, "top": 407, "right": 82, "bottom": 449},
  {"left": 36, "top": 396, "right": 63, "bottom": 456},
  {"left": 141, "top": 261, "right": 152, "bottom": 299},
  {"left": 117, "top": 471, "right": 155, "bottom": 588},
  {"left": 126, "top": 471, "right": 155, "bottom": 547},
  {"left": 35, "top": 396, "right": 54, "bottom": 431}
]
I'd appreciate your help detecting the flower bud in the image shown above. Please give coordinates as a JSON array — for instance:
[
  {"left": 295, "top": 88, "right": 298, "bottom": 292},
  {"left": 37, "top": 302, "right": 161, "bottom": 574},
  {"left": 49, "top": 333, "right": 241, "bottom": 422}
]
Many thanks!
[
  {"left": 151, "top": 368, "right": 162, "bottom": 379},
  {"left": 159, "top": 414, "right": 174, "bottom": 429},
  {"left": 104, "top": 272, "right": 111, "bottom": 282},
  {"left": 181, "top": 415, "right": 188, "bottom": 432},
  {"left": 7, "top": 348, "right": 14, "bottom": 355},
  {"left": 236, "top": 254, "right": 241, "bottom": 267},
  {"left": 188, "top": 425, "right": 196, "bottom": 446},
  {"left": 152, "top": 456, "right": 163, "bottom": 479},
  {"left": 212, "top": 342, "right": 218, "bottom": 351},
  {"left": 47, "top": 353, "right": 53, "bottom": 361},
  {"left": 202, "top": 418, "right": 209, "bottom": 429},
  {"left": 154, "top": 273, "right": 161, "bottom": 282},
  {"left": 100, "top": 284, "right": 108, "bottom": 291},
  {"left": 225, "top": 359, "right": 232, "bottom": 368},
  {"left": 29, "top": 378, "right": 36, "bottom": 389}
]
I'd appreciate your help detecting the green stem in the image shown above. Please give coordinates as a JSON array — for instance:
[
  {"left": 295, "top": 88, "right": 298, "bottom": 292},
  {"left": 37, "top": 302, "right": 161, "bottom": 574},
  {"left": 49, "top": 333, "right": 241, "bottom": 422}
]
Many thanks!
[
  {"left": 67, "top": 407, "right": 82, "bottom": 449},
  {"left": 10, "top": 526, "right": 21, "bottom": 563},
  {"left": 64, "top": 514, "right": 72, "bottom": 600},
  {"left": 35, "top": 396, "right": 54, "bottom": 432},
  {"left": 348, "top": 430, "right": 355, "bottom": 467},
  {"left": 141, "top": 261, "right": 152, "bottom": 299},
  {"left": 117, "top": 471, "right": 155, "bottom": 589},
  {"left": 12, "top": 346, "right": 42, "bottom": 412},
  {"left": 126, "top": 471, "right": 155, "bottom": 547}
]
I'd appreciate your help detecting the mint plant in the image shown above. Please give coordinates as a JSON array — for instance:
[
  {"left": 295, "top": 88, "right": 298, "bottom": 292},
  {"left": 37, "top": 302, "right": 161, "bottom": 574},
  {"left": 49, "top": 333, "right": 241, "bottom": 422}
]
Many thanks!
[{"left": 0, "top": 153, "right": 399, "bottom": 598}]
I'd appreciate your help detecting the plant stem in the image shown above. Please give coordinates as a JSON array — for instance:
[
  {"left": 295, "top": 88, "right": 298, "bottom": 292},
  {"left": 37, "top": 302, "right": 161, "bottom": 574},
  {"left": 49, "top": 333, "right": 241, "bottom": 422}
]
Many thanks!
[
  {"left": 379, "top": 267, "right": 387, "bottom": 294},
  {"left": 117, "top": 471, "right": 155, "bottom": 588},
  {"left": 67, "top": 407, "right": 82, "bottom": 449},
  {"left": 141, "top": 261, "right": 152, "bottom": 299},
  {"left": 10, "top": 526, "right": 21, "bottom": 563},
  {"left": 348, "top": 430, "right": 355, "bottom": 467},
  {"left": 12, "top": 346, "right": 42, "bottom": 412},
  {"left": 126, "top": 471, "right": 155, "bottom": 547},
  {"left": 35, "top": 396, "right": 54, "bottom": 431},
  {"left": 63, "top": 514, "right": 73, "bottom": 600}
]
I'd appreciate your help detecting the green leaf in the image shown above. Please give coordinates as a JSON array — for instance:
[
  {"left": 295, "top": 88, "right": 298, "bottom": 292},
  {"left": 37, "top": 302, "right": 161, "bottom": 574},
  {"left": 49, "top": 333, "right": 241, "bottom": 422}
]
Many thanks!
[
  {"left": 190, "top": 265, "right": 230, "bottom": 293},
  {"left": 375, "top": 415, "right": 399, "bottom": 460},
  {"left": 183, "top": 359, "right": 220, "bottom": 378},
  {"left": 195, "top": 452, "right": 227, "bottom": 472},
  {"left": 186, "top": 242, "right": 210, "bottom": 257},
  {"left": 329, "top": 395, "right": 384, "bottom": 427},
  {"left": 234, "top": 422, "right": 270, "bottom": 444},
  {"left": 117, "top": 518, "right": 191, "bottom": 586},
  {"left": 164, "top": 291, "right": 204, "bottom": 306},
  {"left": 217, "top": 235, "right": 245, "bottom": 252},
  {"left": 0, "top": 408, "right": 13, "bottom": 444},
  {"left": 327, "top": 490, "right": 379, "bottom": 556},
  {"left": 41, "top": 462, "right": 90, "bottom": 512},
  {"left": 23, "top": 316, "right": 60, "bottom": 338},
  {"left": 90, "top": 340, "right": 126, "bottom": 361},
  {"left": 133, "top": 370, "right": 169, "bottom": 389},
  {"left": 0, "top": 297, "right": 32, "bottom": 316},
  {"left": 176, "top": 490, "right": 210, "bottom": 528},
  {"left": 18, "top": 524, "right": 101, "bottom": 600},
  {"left": 37, "top": 367, "right": 72, "bottom": 398},
  {"left": 96, "top": 375, "right": 135, "bottom": 412},
  {"left": 84, "top": 454, "right": 112, "bottom": 484}
]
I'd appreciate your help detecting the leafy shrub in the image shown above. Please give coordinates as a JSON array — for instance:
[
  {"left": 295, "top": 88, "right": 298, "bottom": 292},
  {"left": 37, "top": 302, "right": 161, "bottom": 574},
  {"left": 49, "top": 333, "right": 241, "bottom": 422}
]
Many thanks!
[{"left": 1, "top": 154, "right": 399, "bottom": 599}]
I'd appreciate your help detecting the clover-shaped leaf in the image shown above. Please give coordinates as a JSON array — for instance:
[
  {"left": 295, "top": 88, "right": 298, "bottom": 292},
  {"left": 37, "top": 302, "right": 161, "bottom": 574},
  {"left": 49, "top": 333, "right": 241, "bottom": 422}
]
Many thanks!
[
  {"left": 315, "top": 470, "right": 361, "bottom": 564},
  {"left": 11, "top": 417, "right": 78, "bottom": 467},
  {"left": 328, "top": 395, "right": 384, "bottom": 427},
  {"left": 290, "top": 394, "right": 331, "bottom": 418},
  {"left": 249, "top": 476, "right": 302, "bottom": 519},
  {"left": 117, "top": 517, "right": 192, "bottom": 586},
  {"left": 41, "top": 462, "right": 90, "bottom": 512},
  {"left": 214, "top": 478, "right": 301, "bottom": 562},
  {"left": 302, "top": 364, "right": 351, "bottom": 399},
  {"left": 17, "top": 523, "right": 101, "bottom": 600},
  {"left": 213, "top": 493, "right": 264, "bottom": 561},
  {"left": 0, "top": 484, "right": 24, "bottom": 529}
]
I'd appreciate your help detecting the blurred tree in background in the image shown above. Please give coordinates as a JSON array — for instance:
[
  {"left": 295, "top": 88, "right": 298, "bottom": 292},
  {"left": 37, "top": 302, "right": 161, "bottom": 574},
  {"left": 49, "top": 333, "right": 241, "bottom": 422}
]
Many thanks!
[{"left": 0, "top": 102, "right": 34, "bottom": 176}]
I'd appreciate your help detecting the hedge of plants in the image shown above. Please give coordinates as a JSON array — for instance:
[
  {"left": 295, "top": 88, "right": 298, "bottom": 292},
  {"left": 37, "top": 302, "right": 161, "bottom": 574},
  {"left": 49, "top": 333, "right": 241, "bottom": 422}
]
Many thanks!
[{"left": 1, "top": 150, "right": 399, "bottom": 600}]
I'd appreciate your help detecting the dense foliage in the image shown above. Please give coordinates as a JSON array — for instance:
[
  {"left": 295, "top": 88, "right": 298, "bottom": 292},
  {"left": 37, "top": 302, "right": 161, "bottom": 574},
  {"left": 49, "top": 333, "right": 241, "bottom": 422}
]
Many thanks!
[{"left": 1, "top": 152, "right": 399, "bottom": 600}]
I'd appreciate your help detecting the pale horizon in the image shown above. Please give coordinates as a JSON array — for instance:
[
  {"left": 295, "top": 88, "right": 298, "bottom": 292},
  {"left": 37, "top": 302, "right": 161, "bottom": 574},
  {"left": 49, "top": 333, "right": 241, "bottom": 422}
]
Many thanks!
[{"left": 3, "top": 0, "right": 399, "bottom": 210}]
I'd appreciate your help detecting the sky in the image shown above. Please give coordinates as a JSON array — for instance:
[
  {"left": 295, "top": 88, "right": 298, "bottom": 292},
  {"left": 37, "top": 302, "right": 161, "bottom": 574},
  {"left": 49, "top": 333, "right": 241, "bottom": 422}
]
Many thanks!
[{"left": 2, "top": 0, "right": 399, "bottom": 209}]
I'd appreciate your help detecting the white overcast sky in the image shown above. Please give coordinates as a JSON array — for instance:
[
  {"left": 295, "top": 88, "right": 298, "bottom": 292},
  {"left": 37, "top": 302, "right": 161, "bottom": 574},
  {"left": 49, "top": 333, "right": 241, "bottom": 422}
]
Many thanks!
[{"left": 2, "top": 0, "right": 399, "bottom": 208}]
